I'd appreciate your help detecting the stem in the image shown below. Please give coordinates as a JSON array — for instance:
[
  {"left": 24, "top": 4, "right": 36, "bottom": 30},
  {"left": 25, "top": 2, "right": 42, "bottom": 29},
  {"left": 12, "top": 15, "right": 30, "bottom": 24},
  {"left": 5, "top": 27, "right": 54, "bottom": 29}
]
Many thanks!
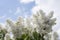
[{"left": 41, "top": 34, "right": 44, "bottom": 40}]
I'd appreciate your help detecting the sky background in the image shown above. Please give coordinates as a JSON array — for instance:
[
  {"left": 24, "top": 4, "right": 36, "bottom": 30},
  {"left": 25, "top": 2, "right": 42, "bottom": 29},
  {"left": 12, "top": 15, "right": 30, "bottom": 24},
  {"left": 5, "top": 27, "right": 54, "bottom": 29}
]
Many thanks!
[{"left": 0, "top": 0, "right": 60, "bottom": 37}]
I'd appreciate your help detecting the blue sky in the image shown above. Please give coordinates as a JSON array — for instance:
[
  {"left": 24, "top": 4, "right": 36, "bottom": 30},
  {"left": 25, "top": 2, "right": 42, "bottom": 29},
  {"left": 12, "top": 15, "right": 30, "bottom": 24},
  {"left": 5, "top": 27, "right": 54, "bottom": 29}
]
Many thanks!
[
  {"left": 0, "top": 0, "right": 60, "bottom": 36},
  {"left": 0, "top": 0, "right": 35, "bottom": 22}
]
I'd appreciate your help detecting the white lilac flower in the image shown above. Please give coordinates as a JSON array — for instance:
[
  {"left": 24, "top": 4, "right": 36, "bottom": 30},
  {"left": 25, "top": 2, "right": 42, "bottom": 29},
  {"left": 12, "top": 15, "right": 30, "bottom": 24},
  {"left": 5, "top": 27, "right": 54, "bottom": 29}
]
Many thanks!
[
  {"left": 24, "top": 18, "right": 34, "bottom": 34},
  {"left": 4, "top": 33, "right": 11, "bottom": 40},
  {"left": 0, "top": 24, "right": 2, "bottom": 32},
  {"left": 52, "top": 32, "right": 58, "bottom": 40},
  {"left": 6, "top": 10, "right": 56, "bottom": 40},
  {"left": 6, "top": 19, "right": 18, "bottom": 38},
  {"left": 6, "top": 17, "right": 25, "bottom": 38},
  {"left": 31, "top": 10, "right": 56, "bottom": 35},
  {"left": 48, "top": 18, "right": 56, "bottom": 26},
  {"left": 47, "top": 11, "right": 54, "bottom": 18}
]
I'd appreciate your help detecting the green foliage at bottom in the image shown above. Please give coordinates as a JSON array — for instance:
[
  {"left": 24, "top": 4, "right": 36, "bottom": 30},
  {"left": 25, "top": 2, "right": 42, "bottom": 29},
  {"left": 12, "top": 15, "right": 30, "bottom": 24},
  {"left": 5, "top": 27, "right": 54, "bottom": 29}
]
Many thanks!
[{"left": 16, "top": 31, "right": 45, "bottom": 40}]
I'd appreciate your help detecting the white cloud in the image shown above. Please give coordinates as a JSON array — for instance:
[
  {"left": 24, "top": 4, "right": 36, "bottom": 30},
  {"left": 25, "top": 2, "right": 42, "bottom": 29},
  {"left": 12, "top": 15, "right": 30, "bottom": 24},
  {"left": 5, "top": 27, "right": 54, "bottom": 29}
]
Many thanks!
[
  {"left": 19, "top": 0, "right": 34, "bottom": 4},
  {"left": 35, "top": 0, "right": 48, "bottom": 5},
  {"left": 57, "top": 29, "right": 60, "bottom": 35},
  {"left": 32, "top": 0, "right": 55, "bottom": 14},
  {"left": 31, "top": 5, "right": 52, "bottom": 14},
  {"left": 35, "top": 0, "right": 54, "bottom": 6}
]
